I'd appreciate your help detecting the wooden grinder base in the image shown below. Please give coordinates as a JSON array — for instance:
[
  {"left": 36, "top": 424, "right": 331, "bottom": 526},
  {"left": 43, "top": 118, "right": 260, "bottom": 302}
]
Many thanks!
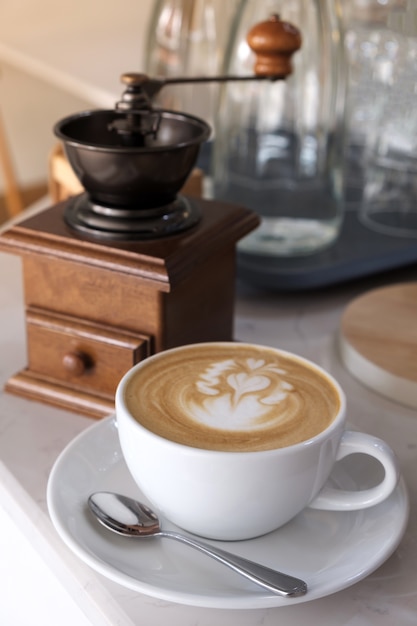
[{"left": 0, "top": 196, "right": 259, "bottom": 418}]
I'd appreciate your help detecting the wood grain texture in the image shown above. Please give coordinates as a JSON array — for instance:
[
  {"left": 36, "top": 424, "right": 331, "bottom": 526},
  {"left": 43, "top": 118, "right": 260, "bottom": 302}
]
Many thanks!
[
  {"left": 5, "top": 370, "right": 115, "bottom": 419},
  {"left": 26, "top": 307, "right": 150, "bottom": 395},
  {"left": 341, "top": 282, "right": 417, "bottom": 382},
  {"left": 0, "top": 197, "right": 258, "bottom": 288},
  {"left": 0, "top": 196, "right": 259, "bottom": 417},
  {"left": 0, "top": 109, "right": 24, "bottom": 217}
]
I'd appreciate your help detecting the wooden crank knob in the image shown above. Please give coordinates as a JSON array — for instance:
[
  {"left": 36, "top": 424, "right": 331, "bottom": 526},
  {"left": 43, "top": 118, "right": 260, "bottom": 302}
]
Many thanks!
[{"left": 247, "top": 14, "right": 302, "bottom": 77}]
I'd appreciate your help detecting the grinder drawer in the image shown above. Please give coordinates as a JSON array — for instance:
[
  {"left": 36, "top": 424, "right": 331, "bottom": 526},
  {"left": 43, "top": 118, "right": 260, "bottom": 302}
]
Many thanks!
[{"left": 26, "top": 307, "right": 151, "bottom": 397}]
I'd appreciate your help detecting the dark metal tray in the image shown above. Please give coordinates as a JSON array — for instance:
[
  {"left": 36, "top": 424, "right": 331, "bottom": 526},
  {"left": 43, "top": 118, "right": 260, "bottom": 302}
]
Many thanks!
[{"left": 237, "top": 209, "right": 417, "bottom": 291}]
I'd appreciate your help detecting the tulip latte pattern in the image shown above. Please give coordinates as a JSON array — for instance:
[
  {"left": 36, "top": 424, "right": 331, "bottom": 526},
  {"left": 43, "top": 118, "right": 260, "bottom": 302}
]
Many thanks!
[
  {"left": 192, "top": 358, "right": 295, "bottom": 431},
  {"left": 125, "top": 344, "right": 340, "bottom": 452}
]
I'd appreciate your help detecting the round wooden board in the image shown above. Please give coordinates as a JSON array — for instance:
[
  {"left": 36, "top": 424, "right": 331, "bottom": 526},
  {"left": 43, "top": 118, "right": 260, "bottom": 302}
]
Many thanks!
[{"left": 339, "top": 282, "right": 417, "bottom": 409}]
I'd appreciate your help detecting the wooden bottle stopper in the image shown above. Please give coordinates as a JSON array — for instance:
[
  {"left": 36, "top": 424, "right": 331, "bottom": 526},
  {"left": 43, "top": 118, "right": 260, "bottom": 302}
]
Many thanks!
[{"left": 247, "top": 13, "right": 302, "bottom": 77}]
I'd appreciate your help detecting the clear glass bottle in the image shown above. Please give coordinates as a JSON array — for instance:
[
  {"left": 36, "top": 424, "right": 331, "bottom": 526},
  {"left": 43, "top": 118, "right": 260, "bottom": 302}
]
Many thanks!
[
  {"left": 355, "top": 1, "right": 417, "bottom": 237},
  {"left": 342, "top": 0, "right": 408, "bottom": 206},
  {"left": 144, "top": 0, "right": 240, "bottom": 127},
  {"left": 211, "top": 0, "right": 346, "bottom": 257}
]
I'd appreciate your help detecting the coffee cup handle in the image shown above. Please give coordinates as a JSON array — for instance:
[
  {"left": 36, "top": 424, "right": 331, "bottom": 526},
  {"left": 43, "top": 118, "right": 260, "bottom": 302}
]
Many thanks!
[{"left": 308, "top": 431, "right": 400, "bottom": 511}]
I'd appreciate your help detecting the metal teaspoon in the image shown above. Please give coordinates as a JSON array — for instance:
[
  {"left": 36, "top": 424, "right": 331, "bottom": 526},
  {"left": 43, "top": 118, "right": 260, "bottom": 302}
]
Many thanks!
[{"left": 88, "top": 491, "right": 307, "bottom": 597}]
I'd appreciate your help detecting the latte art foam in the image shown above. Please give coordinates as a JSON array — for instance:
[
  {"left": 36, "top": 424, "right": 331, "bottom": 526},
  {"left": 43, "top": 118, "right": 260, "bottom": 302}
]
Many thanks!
[
  {"left": 190, "top": 358, "right": 296, "bottom": 431},
  {"left": 125, "top": 344, "right": 341, "bottom": 452}
]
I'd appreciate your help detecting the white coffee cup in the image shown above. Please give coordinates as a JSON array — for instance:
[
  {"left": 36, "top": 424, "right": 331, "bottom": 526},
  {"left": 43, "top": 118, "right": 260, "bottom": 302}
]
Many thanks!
[{"left": 116, "top": 342, "right": 400, "bottom": 541}]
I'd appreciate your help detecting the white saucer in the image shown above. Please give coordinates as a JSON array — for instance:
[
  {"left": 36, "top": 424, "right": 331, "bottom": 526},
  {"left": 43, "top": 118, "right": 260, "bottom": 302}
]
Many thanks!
[{"left": 47, "top": 416, "right": 409, "bottom": 610}]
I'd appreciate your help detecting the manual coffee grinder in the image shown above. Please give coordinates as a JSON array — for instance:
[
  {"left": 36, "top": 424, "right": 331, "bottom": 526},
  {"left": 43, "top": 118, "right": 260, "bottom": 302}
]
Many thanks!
[{"left": 0, "top": 16, "right": 301, "bottom": 418}]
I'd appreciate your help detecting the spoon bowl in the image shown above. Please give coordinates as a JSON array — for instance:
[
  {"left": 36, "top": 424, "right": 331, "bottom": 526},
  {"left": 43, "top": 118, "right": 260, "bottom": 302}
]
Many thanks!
[
  {"left": 88, "top": 491, "right": 307, "bottom": 598},
  {"left": 89, "top": 493, "right": 160, "bottom": 536}
]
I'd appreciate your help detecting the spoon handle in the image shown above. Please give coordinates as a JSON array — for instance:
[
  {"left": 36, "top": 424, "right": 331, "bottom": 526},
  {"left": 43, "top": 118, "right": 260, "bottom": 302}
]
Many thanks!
[{"left": 160, "top": 530, "right": 307, "bottom": 597}]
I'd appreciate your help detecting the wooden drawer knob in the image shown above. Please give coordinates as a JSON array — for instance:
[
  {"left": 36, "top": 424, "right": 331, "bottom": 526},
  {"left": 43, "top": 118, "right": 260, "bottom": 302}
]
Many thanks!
[{"left": 63, "top": 351, "right": 91, "bottom": 376}]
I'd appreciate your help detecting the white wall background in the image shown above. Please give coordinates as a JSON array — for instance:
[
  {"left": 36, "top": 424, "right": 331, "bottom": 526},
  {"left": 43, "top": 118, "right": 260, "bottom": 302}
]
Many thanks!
[
  {"left": 0, "top": 64, "right": 91, "bottom": 190},
  {"left": 1, "top": 0, "right": 417, "bottom": 196},
  {"left": 0, "top": 0, "right": 155, "bottom": 194}
]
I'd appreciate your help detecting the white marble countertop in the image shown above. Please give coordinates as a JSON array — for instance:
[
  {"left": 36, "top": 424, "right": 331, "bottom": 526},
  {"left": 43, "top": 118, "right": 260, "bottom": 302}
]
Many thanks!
[{"left": 1, "top": 213, "right": 416, "bottom": 624}]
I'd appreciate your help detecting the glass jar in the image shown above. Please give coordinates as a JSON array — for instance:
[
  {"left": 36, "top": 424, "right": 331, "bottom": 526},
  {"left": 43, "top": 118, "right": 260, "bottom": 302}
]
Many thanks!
[
  {"left": 351, "top": 1, "right": 417, "bottom": 237},
  {"left": 342, "top": 0, "right": 409, "bottom": 206},
  {"left": 211, "top": 0, "right": 346, "bottom": 257},
  {"left": 144, "top": 0, "right": 240, "bottom": 127}
]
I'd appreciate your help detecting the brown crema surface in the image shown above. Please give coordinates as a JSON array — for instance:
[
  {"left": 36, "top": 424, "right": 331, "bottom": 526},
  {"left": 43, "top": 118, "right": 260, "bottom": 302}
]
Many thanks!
[{"left": 124, "top": 344, "right": 341, "bottom": 452}]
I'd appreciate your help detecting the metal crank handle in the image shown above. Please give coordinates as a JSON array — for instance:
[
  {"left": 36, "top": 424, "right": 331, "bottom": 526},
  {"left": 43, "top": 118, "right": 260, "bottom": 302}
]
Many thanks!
[{"left": 118, "top": 14, "right": 302, "bottom": 109}]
